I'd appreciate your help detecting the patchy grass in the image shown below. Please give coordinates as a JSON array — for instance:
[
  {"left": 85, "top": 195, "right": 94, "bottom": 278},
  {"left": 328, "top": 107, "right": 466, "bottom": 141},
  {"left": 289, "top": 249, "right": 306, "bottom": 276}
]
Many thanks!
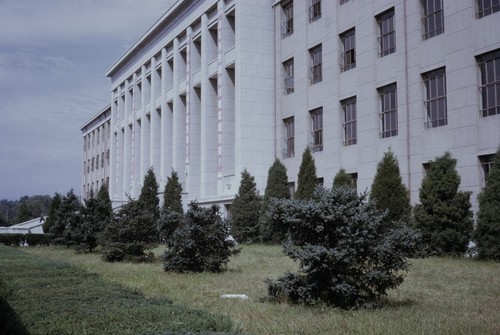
[
  {"left": 0, "top": 245, "right": 236, "bottom": 335},
  {"left": 17, "top": 245, "right": 500, "bottom": 335}
]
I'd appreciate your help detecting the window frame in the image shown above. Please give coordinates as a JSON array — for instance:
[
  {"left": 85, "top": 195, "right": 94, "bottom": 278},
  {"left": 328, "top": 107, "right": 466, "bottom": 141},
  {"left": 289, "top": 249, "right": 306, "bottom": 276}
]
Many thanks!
[
  {"left": 309, "top": 107, "right": 323, "bottom": 152},
  {"left": 283, "top": 58, "right": 294, "bottom": 94},
  {"left": 477, "top": 49, "right": 500, "bottom": 117},
  {"left": 421, "top": 0, "right": 444, "bottom": 40},
  {"left": 281, "top": 0, "right": 294, "bottom": 38},
  {"left": 422, "top": 67, "right": 447, "bottom": 128},
  {"left": 477, "top": 0, "right": 500, "bottom": 18},
  {"left": 378, "top": 83, "right": 398, "bottom": 138},
  {"left": 377, "top": 8, "right": 396, "bottom": 57},
  {"left": 309, "top": 44, "right": 323, "bottom": 84},
  {"left": 283, "top": 117, "right": 295, "bottom": 158},
  {"left": 340, "top": 28, "right": 356, "bottom": 72},
  {"left": 341, "top": 96, "right": 357, "bottom": 146},
  {"left": 309, "top": 0, "right": 321, "bottom": 22}
]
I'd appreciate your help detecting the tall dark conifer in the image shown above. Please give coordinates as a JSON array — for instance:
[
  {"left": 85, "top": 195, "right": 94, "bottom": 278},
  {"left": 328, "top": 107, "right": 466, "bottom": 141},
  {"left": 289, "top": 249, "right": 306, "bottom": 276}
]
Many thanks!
[{"left": 295, "top": 148, "right": 317, "bottom": 200}]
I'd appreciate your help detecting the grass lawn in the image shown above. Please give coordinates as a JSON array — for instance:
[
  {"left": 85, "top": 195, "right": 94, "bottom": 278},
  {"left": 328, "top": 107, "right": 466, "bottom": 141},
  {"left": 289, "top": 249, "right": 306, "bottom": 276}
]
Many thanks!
[{"left": 6, "top": 244, "right": 500, "bottom": 335}]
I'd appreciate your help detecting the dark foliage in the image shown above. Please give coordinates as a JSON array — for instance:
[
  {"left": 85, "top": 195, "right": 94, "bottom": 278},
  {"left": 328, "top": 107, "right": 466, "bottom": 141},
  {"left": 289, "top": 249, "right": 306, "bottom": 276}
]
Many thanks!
[
  {"left": 259, "top": 159, "right": 290, "bottom": 243},
  {"left": 43, "top": 193, "right": 61, "bottom": 233},
  {"left": 332, "top": 168, "right": 355, "bottom": 189},
  {"left": 230, "top": 169, "right": 262, "bottom": 243},
  {"left": 265, "top": 187, "right": 420, "bottom": 309},
  {"left": 413, "top": 152, "right": 473, "bottom": 256},
  {"left": 474, "top": 147, "right": 500, "bottom": 260},
  {"left": 47, "top": 190, "right": 84, "bottom": 247},
  {"left": 0, "top": 234, "right": 51, "bottom": 247},
  {"left": 163, "top": 171, "right": 184, "bottom": 214},
  {"left": 138, "top": 167, "right": 160, "bottom": 220},
  {"left": 163, "top": 202, "right": 240, "bottom": 273},
  {"left": 370, "top": 150, "right": 411, "bottom": 226},
  {"left": 0, "top": 195, "right": 52, "bottom": 227},
  {"left": 295, "top": 148, "right": 317, "bottom": 200}
]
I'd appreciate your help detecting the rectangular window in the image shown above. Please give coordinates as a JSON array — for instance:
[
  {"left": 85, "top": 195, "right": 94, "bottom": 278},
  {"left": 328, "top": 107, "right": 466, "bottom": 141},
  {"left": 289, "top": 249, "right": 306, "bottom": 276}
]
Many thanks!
[
  {"left": 340, "top": 28, "right": 356, "bottom": 72},
  {"left": 288, "top": 182, "right": 296, "bottom": 198},
  {"left": 309, "top": 44, "right": 322, "bottom": 84},
  {"left": 349, "top": 172, "right": 358, "bottom": 190},
  {"left": 378, "top": 83, "right": 398, "bottom": 138},
  {"left": 377, "top": 8, "right": 396, "bottom": 57},
  {"left": 477, "top": 0, "right": 500, "bottom": 18},
  {"left": 422, "top": 67, "right": 447, "bottom": 128},
  {"left": 341, "top": 97, "right": 357, "bottom": 146},
  {"left": 422, "top": 0, "right": 444, "bottom": 39},
  {"left": 283, "top": 117, "right": 295, "bottom": 158},
  {"left": 316, "top": 177, "right": 324, "bottom": 188},
  {"left": 310, "top": 107, "right": 323, "bottom": 152},
  {"left": 282, "top": 1, "right": 294, "bottom": 38},
  {"left": 479, "top": 154, "right": 496, "bottom": 184},
  {"left": 101, "top": 152, "right": 105, "bottom": 167},
  {"left": 477, "top": 49, "right": 500, "bottom": 117},
  {"left": 283, "top": 58, "right": 294, "bottom": 94},
  {"left": 96, "top": 155, "right": 99, "bottom": 170},
  {"left": 309, "top": 0, "right": 321, "bottom": 22},
  {"left": 340, "top": 0, "right": 350, "bottom": 4}
]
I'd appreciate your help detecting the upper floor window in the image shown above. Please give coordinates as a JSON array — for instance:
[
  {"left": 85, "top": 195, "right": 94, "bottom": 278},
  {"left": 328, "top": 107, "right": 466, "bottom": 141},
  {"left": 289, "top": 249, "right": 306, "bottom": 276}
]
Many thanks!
[
  {"left": 477, "top": 0, "right": 499, "bottom": 18},
  {"left": 340, "top": 28, "right": 356, "bottom": 72},
  {"left": 377, "top": 8, "right": 396, "bottom": 57},
  {"left": 283, "top": 117, "right": 295, "bottom": 158},
  {"left": 309, "top": 0, "right": 321, "bottom": 22},
  {"left": 479, "top": 154, "right": 496, "bottom": 185},
  {"left": 340, "top": 0, "right": 350, "bottom": 4},
  {"left": 378, "top": 83, "right": 398, "bottom": 138},
  {"left": 283, "top": 58, "right": 294, "bottom": 94},
  {"left": 281, "top": 0, "right": 294, "bottom": 38},
  {"left": 421, "top": 0, "right": 444, "bottom": 40},
  {"left": 309, "top": 107, "right": 323, "bottom": 152},
  {"left": 422, "top": 67, "right": 447, "bottom": 128},
  {"left": 341, "top": 96, "right": 357, "bottom": 146},
  {"left": 477, "top": 49, "right": 500, "bottom": 117},
  {"left": 309, "top": 44, "right": 322, "bottom": 84}
]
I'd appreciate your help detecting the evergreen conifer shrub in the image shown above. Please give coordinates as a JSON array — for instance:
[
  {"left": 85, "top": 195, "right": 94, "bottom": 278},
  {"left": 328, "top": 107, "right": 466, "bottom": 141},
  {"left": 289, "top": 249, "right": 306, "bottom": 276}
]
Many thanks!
[
  {"left": 332, "top": 168, "right": 354, "bottom": 189},
  {"left": 295, "top": 148, "right": 317, "bottom": 200},
  {"left": 265, "top": 187, "right": 419, "bottom": 308},
  {"left": 413, "top": 152, "right": 473, "bottom": 256},
  {"left": 163, "top": 202, "right": 240, "bottom": 273},
  {"left": 475, "top": 147, "right": 500, "bottom": 260}
]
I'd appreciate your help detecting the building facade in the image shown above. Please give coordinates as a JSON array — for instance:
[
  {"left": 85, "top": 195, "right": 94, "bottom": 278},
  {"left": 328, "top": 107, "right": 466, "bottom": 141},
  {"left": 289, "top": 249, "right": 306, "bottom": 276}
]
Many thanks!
[
  {"left": 81, "top": 105, "right": 112, "bottom": 200},
  {"left": 84, "top": 0, "right": 500, "bottom": 213},
  {"left": 274, "top": 0, "right": 500, "bottom": 209}
]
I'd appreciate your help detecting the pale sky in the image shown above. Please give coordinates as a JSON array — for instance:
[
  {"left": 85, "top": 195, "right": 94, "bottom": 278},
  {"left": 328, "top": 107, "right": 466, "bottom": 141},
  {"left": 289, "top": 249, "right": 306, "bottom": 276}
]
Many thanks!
[{"left": 0, "top": 0, "right": 175, "bottom": 200}]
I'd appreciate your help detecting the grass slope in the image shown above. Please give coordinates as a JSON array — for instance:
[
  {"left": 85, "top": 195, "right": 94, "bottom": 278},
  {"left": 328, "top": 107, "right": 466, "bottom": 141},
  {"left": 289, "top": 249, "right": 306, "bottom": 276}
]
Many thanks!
[
  {"left": 0, "top": 245, "right": 235, "bottom": 335},
  {"left": 9, "top": 245, "right": 500, "bottom": 335}
]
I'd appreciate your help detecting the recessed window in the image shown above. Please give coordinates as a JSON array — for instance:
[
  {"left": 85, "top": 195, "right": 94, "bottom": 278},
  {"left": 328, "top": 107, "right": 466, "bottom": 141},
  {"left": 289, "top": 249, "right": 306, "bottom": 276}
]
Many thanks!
[
  {"left": 477, "top": 49, "right": 500, "bottom": 117},
  {"left": 340, "top": 28, "right": 356, "bottom": 72},
  {"left": 283, "top": 117, "right": 295, "bottom": 158},
  {"left": 421, "top": 0, "right": 444, "bottom": 40},
  {"left": 479, "top": 154, "right": 497, "bottom": 184},
  {"left": 377, "top": 8, "right": 396, "bottom": 57},
  {"left": 281, "top": 0, "right": 294, "bottom": 38},
  {"left": 378, "top": 83, "right": 398, "bottom": 138},
  {"left": 283, "top": 58, "right": 294, "bottom": 94},
  {"left": 422, "top": 67, "right": 447, "bottom": 128},
  {"left": 341, "top": 97, "right": 357, "bottom": 146},
  {"left": 309, "top": 107, "right": 323, "bottom": 152},
  {"left": 477, "top": 0, "right": 499, "bottom": 18},
  {"left": 340, "top": 0, "right": 350, "bottom": 4},
  {"left": 309, "top": 44, "right": 322, "bottom": 84},
  {"left": 309, "top": 0, "right": 321, "bottom": 22}
]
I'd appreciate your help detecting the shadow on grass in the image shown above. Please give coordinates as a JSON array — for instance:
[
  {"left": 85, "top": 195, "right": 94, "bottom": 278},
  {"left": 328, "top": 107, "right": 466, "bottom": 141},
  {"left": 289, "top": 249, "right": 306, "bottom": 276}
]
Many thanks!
[{"left": 0, "top": 298, "right": 30, "bottom": 335}]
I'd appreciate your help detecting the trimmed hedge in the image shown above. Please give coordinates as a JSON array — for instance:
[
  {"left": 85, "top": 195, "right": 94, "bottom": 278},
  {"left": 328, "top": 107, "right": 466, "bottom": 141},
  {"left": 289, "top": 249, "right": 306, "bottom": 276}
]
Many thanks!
[{"left": 0, "top": 234, "right": 52, "bottom": 247}]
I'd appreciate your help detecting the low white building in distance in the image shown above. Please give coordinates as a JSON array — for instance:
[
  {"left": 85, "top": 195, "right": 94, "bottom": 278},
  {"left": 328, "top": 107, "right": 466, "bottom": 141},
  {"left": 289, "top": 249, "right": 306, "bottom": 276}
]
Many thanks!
[
  {"left": 80, "top": 105, "right": 111, "bottom": 200},
  {"left": 83, "top": 0, "right": 500, "bottom": 214}
]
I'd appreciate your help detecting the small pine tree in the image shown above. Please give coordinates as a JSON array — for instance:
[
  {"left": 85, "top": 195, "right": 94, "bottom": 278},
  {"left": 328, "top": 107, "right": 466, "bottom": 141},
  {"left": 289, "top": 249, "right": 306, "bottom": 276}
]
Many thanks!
[
  {"left": 295, "top": 148, "right": 317, "bottom": 200},
  {"left": 163, "top": 202, "right": 240, "bottom": 273},
  {"left": 265, "top": 187, "right": 419, "bottom": 308},
  {"left": 230, "top": 169, "right": 262, "bottom": 243},
  {"left": 44, "top": 193, "right": 61, "bottom": 233},
  {"left": 163, "top": 171, "right": 183, "bottom": 214},
  {"left": 95, "top": 184, "right": 113, "bottom": 234},
  {"left": 139, "top": 167, "right": 160, "bottom": 220},
  {"left": 259, "top": 159, "right": 290, "bottom": 243},
  {"left": 52, "top": 190, "right": 84, "bottom": 247},
  {"left": 475, "top": 147, "right": 500, "bottom": 260},
  {"left": 370, "top": 150, "right": 411, "bottom": 226},
  {"left": 413, "top": 152, "right": 473, "bottom": 256},
  {"left": 333, "top": 168, "right": 354, "bottom": 189}
]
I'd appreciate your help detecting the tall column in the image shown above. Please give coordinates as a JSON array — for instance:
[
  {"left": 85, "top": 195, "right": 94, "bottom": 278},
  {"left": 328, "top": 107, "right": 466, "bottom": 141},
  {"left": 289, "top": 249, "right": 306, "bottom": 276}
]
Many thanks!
[
  {"left": 150, "top": 57, "right": 161, "bottom": 178},
  {"left": 200, "top": 13, "right": 218, "bottom": 198},
  {"left": 160, "top": 48, "right": 173, "bottom": 187},
  {"left": 123, "top": 78, "right": 132, "bottom": 199},
  {"left": 172, "top": 37, "right": 186, "bottom": 185},
  {"left": 140, "top": 64, "right": 151, "bottom": 180}
]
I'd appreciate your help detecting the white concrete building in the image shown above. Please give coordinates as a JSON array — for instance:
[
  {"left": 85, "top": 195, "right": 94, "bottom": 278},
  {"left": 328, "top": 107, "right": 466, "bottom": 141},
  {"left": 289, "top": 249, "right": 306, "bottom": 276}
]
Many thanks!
[
  {"left": 274, "top": 0, "right": 500, "bottom": 209},
  {"left": 81, "top": 105, "right": 112, "bottom": 200},
  {"left": 106, "top": 0, "right": 275, "bottom": 212},
  {"left": 87, "top": 0, "right": 499, "bottom": 213},
  {"left": 0, "top": 217, "right": 46, "bottom": 234}
]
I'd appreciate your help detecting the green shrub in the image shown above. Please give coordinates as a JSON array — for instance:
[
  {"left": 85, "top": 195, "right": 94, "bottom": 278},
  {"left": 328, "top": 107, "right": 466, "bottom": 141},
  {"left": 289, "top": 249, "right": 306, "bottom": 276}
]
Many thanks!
[
  {"left": 163, "top": 203, "right": 240, "bottom": 273},
  {"left": 265, "top": 187, "right": 420, "bottom": 309}
]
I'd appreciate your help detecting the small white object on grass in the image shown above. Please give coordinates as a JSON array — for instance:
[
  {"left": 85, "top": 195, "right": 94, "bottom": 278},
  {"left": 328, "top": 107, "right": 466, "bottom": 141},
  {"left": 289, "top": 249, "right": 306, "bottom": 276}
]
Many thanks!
[{"left": 220, "top": 294, "right": 248, "bottom": 300}]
